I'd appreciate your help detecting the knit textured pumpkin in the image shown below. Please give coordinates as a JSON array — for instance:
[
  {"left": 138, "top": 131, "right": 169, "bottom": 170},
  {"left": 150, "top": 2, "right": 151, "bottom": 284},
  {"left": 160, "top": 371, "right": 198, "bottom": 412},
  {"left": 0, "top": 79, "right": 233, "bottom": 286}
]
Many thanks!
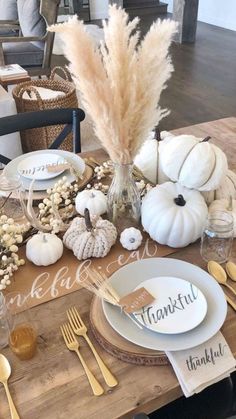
[{"left": 63, "top": 209, "right": 117, "bottom": 260}]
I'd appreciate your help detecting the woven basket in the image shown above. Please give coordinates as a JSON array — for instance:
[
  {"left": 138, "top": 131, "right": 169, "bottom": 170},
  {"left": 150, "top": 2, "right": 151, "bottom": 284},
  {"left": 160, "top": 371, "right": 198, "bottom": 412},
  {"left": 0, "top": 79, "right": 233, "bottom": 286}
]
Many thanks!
[{"left": 12, "top": 67, "right": 78, "bottom": 153}]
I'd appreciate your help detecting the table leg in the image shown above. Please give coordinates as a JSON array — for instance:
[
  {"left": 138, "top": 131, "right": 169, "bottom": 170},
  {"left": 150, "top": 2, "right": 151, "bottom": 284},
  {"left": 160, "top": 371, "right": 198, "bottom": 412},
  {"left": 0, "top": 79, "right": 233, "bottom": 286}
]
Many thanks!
[{"left": 173, "top": 0, "right": 199, "bottom": 43}]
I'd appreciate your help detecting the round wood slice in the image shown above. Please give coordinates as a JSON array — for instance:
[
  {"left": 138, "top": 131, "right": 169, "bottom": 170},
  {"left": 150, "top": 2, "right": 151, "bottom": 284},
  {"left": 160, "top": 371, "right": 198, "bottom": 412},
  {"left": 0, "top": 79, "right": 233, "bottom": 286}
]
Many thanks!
[
  {"left": 22, "top": 164, "right": 93, "bottom": 202},
  {"left": 90, "top": 296, "right": 169, "bottom": 366}
]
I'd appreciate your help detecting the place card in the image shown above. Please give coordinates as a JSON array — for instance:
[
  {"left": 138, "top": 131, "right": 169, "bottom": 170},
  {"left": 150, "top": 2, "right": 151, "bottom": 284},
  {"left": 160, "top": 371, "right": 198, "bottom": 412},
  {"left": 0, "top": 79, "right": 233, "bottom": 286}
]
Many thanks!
[
  {"left": 119, "top": 287, "right": 155, "bottom": 313},
  {"left": 47, "top": 163, "right": 71, "bottom": 173}
]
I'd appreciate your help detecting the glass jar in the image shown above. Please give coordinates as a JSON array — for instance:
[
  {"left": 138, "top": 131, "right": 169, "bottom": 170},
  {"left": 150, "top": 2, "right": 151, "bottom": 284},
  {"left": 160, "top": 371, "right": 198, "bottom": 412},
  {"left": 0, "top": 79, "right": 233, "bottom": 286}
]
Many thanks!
[
  {"left": 0, "top": 173, "right": 25, "bottom": 224},
  {"left": 200, "top": 210, "right": 234, "bottom": 263},
  {"left": 107, "top": 163, "right": 141, "bottom": 232},
  {"left": 0, "top": 292, "right": 12, "bottom": 349}
]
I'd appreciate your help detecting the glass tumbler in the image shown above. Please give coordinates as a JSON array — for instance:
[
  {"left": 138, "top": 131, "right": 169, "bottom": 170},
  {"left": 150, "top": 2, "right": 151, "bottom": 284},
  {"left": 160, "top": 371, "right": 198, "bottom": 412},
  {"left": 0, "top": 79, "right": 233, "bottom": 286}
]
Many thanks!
[
  {"left": 5, "top": 292, "right": 37, "bottom": 360},
  {"left": 200, "top": 210, "right": 234, "bottom": 263},
  {"left": 0, "top": 173, "right": 25, "bottom": 224},
  {"left": 0, "top": 292, "right": 12, "bottom": 349}
]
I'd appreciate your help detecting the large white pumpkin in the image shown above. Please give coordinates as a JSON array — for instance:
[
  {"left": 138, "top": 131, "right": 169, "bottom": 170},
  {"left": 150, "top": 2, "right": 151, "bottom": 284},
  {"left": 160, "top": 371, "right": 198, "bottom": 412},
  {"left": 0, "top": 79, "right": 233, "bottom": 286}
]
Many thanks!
[
  {"left": 141, "top": 182, "right": 208, "bottom": 248},
  {"left": 26, "top": 233, "right": 63, "bottom": 266},
  {"left": 134, "top": 131, "right": 173, "bottom": 184},
  {"left": 160, "top": 134, "right": 228, "bottom": 191},
  {"left": 209, "top": 198, "right": 236, "bottom": 237},
  {"left": 202, "top": 170, "right": 236, "bottom": 205}
]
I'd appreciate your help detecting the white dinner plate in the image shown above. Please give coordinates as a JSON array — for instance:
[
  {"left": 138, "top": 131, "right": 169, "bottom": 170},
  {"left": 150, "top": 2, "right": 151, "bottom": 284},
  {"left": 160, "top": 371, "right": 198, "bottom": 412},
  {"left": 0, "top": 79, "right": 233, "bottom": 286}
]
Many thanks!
[
  {"left": 102, "top": 258, "right": 227, "bottom": 351},
  {"left": 133, "top": 276, "right": 207, "bottom": 334},
  {"left": 4, "top": 150, "right": 85, "bottom": 191},
  {"left": 17, "top": 153, "right": 66, "bottom": 180}
]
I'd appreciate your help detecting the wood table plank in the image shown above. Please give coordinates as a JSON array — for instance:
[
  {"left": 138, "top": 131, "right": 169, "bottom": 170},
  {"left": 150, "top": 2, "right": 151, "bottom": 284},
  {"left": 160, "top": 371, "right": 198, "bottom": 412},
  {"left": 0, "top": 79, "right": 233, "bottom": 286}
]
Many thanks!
[{"left": 0, "top": 117, "right": 236, "bottom": 419}]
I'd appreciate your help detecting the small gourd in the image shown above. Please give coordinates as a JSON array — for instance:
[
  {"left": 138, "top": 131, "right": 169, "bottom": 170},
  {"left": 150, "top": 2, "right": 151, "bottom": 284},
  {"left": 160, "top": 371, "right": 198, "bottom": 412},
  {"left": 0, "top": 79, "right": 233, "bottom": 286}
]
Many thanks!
[
  {"left": 141, "top": 181, "right": 208, "bottom": 248},
  {"left": 63, "top": 209, "right": 117, "bottom": 260},
  {"left": 26, "top": 233, "right": 63, "bottom": 266},
  {"left": 160, "top": 134, "right": 228, "bottom": 191},
  {"left": 75, "top": 189, "right": 107, "bottom": 216},
  {"left": 120, "top": 227, "right": 143, "bottom": 250},
  {"left": 202, "top": 170, "right": 236, "bottom": 205},
  {"left": 209, "top": 198, "right": 236, "bottom": 237}
]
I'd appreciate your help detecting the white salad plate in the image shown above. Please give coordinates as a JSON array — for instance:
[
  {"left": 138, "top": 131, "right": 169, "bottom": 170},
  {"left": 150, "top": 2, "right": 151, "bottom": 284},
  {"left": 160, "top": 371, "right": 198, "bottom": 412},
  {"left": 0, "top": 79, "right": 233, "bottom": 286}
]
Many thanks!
[
  {"left": 102, "top": 258, "right": 227, "bottom": 352},
  {"left": 17, "top": 152, "right": 66, "bottom": 180},
  {"left": 4, "top": 150, "right": 85, "bottom": 191},
  {"left": 132, "top": 276, "right": 207, "bottom": 334}
]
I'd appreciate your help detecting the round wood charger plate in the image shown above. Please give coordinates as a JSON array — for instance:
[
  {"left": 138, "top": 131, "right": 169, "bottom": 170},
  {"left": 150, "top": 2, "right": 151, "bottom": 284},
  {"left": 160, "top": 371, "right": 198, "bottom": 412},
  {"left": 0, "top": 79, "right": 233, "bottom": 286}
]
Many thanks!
[
  {"left": 23, "top": 164, "right": 93, "bottom": 202},
  {"left": 90, "top": 296, "right": 169, "bottom": 366}
]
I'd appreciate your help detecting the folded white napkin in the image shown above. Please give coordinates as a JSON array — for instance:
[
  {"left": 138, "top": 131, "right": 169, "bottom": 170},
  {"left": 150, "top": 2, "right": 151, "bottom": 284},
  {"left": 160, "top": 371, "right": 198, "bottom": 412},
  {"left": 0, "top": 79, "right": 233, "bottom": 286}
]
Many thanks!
[{"left": 166, "top": 332, "right": 236, "bottom": 397}]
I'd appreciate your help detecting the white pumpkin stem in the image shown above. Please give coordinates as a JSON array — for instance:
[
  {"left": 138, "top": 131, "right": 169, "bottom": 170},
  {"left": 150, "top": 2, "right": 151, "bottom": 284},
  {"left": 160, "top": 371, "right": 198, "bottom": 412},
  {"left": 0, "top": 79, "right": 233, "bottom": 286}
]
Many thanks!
[
  {"left": 201, "top": 136, "right": 211, "bottom": 142},
  {"left": 84, "top": 208, "right": 93, "bottom": 232},
  {"left": 42, "top": 234, "right": 48, "bottom": 243},
  {"left": 228, "top": 195, "right": 233, "bottom": 211},
  {"left": 174, "top": 194, "right": 186, "bottom": 207},
  {"left": 154, "top": 126, "right": 161, "bottom": 142}
]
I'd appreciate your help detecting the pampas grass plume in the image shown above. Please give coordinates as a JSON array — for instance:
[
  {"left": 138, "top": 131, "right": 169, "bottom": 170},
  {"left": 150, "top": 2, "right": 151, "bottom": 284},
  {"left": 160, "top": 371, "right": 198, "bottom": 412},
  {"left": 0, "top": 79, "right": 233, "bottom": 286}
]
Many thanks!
[{"left": 49, "top": 6, "right": 177, "bottom": 164}]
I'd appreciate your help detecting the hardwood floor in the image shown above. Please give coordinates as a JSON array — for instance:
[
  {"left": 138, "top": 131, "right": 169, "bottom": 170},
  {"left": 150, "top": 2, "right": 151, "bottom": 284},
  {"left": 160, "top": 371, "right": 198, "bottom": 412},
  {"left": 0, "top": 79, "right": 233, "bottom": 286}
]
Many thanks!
[{"left": 52, "top": 13, "right": 236, "bottom": 132}]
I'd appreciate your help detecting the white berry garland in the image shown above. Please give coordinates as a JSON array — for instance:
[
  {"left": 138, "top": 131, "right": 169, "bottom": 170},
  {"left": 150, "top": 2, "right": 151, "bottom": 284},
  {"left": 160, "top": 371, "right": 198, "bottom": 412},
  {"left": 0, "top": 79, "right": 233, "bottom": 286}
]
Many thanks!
[{"left": 0, "top": 214, "right": 25, "bottom": 290}]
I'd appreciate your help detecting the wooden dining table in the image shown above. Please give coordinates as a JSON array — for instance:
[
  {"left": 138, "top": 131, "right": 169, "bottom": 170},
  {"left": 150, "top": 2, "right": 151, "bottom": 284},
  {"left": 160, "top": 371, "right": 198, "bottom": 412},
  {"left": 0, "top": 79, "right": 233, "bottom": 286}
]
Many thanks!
[{"left": 0, "top": 116, "right": 236, "bottom": 419}]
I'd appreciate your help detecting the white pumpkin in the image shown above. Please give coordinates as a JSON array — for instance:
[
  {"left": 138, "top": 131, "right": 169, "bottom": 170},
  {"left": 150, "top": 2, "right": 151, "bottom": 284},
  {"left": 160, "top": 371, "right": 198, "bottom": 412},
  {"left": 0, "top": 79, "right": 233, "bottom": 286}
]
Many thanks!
[
  {"left": 202, "top": 170, "right": 236, "bottom": 205},
  {"left": 141, "top": 181, "right": 208, "bottom": 248},
  {"left": 75, "top": 189, "right": 107, "bottom": 216},
  {"left": 63, "top": 209, "right": 117, "bottom": 260},
  {"left": 160, "top": 134, "right": 228, "bottom": 191},
  {"left": 26, "top": 233, "right": 63, "bottom": 266},
  {"left": 134, "top": 131, "right": 173, "bottom": 184},
  {"left": 209, "top": 198, "right": 236, "bottom": 236},
  {"left": 120, "top": 227, "right": 143, "bottom": 250}
]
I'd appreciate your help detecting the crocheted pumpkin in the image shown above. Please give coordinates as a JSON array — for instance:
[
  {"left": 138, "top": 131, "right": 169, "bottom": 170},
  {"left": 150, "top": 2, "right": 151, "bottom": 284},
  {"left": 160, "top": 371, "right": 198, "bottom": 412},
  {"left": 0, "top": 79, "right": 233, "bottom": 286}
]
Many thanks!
[{"left": 63, "top": 209, "right": 117, "bottom": 260}]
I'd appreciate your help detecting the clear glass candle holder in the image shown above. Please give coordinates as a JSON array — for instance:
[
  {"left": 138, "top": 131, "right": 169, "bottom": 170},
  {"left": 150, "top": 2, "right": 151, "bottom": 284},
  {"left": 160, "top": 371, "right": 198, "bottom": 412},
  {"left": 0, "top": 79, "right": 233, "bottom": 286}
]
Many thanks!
[{"left": 200, "top": 210, "right": 234, "bottom": 264}]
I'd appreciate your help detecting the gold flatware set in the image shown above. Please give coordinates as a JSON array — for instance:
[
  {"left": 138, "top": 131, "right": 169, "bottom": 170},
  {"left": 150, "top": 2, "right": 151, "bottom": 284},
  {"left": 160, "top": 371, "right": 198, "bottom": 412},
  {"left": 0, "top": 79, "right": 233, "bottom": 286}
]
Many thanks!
[
  {"left": 61, "top": 306, "right": 118, "bottom": 396},
  {"left": 208, "top": 260, "right": 236, "bottom": 310}
]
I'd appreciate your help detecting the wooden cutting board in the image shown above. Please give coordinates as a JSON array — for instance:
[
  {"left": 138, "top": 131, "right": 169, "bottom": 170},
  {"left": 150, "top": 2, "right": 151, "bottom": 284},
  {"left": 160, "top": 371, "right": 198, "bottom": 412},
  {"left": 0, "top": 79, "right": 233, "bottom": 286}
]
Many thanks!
[{"left": 90, "top": 295, "right": 169, "bottom": 366}]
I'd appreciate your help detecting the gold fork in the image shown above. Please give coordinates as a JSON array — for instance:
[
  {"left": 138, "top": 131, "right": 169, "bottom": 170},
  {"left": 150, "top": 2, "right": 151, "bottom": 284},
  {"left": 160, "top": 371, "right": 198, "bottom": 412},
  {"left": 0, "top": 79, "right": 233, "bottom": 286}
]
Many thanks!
[
  {"left": 60, "top": 323, "right": 104, "bottom": 396},
  {"left": 67, "top": 307, "right": 118, "bottom": 388}
]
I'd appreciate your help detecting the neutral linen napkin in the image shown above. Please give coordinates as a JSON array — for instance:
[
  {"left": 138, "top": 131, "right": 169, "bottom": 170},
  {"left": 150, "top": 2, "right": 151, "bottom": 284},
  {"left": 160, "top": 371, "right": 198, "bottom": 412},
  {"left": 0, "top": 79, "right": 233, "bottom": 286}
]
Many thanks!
[{"left": 166, "top": 332, "right": 236, "bottom": 397}]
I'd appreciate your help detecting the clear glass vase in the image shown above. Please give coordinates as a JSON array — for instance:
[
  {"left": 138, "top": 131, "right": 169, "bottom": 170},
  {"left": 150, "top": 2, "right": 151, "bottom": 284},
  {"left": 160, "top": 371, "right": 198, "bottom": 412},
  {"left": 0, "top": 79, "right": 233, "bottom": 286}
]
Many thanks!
[{"left": 107, "top": 163, "right": 141, "bottom": 232}]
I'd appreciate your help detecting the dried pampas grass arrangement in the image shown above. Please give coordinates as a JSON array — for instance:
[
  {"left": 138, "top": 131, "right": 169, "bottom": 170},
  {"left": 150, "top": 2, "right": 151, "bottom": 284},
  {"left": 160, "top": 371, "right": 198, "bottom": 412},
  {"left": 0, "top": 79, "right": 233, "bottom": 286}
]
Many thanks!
[{"left": 49, "top": 6, "right": 177, "bottom": 164}]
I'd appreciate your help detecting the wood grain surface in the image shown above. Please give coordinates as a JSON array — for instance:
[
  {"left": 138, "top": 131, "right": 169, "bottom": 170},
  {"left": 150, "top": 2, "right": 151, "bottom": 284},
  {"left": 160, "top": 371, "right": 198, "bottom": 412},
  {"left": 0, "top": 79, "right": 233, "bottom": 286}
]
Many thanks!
[{"left": 0, "top": 117, "right": 236, "bottom": 419}]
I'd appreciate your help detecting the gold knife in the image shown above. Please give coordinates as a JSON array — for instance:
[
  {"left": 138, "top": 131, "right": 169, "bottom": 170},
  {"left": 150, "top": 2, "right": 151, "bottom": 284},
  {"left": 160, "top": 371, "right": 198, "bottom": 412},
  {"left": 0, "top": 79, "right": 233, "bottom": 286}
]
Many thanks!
[{"left": 225, "top": 295, "right": 236, "bottom": 311}]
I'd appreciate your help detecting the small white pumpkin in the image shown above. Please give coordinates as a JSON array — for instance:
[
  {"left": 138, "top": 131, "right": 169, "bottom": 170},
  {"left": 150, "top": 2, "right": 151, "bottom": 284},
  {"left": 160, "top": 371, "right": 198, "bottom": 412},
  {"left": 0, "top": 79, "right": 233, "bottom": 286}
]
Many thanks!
[
  {"left": 63, "top": 209, "right": 117, "bottom": 260},
  {"left": 209, "top": 198, "right": 236, "bottom": 236},
  {"left": 134, "top": 131, "right": 173, "bottom": 185},
  {"left": 160, "top": 134, "right": 228, "bottom": 191},
  {"left": 120, "top": 227, "right": 143, "bottom": 250},
  {"left": 141, "top": 181, "right": 208, "bottom": 248},
  {"left": 202, "top": 170, "right": 236, "bottom": 205},
  {"left": 26, "top": 233, "right": 63, "bottom": 266},
  {"left": 75, "top": 189, "right": 107, "bottom": 216}
]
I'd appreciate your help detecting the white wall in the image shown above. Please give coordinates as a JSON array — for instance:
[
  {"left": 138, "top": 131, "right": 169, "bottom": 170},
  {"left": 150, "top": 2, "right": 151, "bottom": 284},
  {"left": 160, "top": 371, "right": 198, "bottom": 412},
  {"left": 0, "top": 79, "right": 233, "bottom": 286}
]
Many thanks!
[
  {"left": 166, "top": 0, "right": 236, "bottom": 31},
  {"left": 90, "top": 0, "right": 109, "bottom": 20}
]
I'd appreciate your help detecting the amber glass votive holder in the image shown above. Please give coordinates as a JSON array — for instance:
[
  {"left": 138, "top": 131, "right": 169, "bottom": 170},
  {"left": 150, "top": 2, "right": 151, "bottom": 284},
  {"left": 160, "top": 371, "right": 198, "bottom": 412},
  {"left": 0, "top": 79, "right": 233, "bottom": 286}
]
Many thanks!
[{"left": 4, "top": 292, "right": 37, "bottom": 360}]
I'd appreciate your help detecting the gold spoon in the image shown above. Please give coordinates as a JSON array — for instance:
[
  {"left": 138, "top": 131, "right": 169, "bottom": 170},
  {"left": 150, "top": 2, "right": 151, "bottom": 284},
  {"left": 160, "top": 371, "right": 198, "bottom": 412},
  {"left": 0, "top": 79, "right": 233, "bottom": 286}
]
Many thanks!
[
  {"left": 226, "top": 261, "right": 236, "bottom": 282},
  {"left": 0, "top": 354, "right": 20, "bottom": 419},
  {"left": 208, "top": 261, "right": 236, "bottom": 297}
]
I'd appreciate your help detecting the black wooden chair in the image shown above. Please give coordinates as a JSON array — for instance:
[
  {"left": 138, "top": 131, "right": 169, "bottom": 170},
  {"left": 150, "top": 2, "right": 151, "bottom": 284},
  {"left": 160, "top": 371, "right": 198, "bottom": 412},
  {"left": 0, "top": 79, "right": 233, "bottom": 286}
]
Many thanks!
[{"left": 0, "top": 107, "right": 85, "bottom": 165}]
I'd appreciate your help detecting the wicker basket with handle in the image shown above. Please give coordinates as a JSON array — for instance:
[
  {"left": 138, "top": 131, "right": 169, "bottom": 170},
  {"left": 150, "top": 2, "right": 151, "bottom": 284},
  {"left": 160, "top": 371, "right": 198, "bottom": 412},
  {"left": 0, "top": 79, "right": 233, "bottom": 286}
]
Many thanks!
[{"left": 12, "top": 67, "right": 78, "bottom": 153}]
